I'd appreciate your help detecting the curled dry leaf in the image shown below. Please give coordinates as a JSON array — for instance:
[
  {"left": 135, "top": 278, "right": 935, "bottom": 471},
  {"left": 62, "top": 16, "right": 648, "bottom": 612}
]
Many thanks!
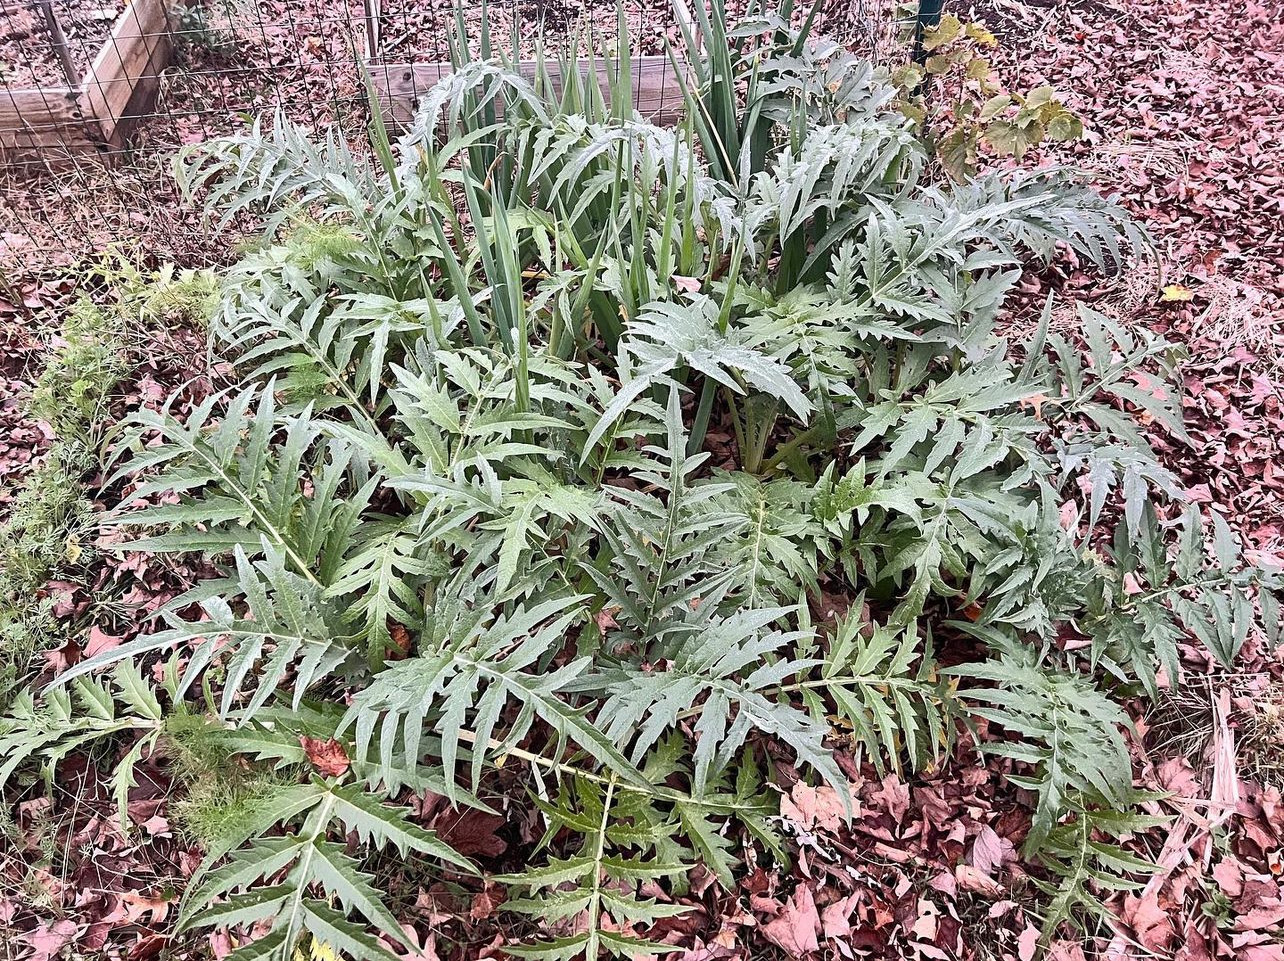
[
  {"left": 969, "top": 824, "right": 1004, "bottom": 876},
  {"left": 299, "top": 736, "right": 351, "bottom": 777},
  {"left": 780, "top": 781, "right": 859, "bottom": 835},
  {"left": 955, "top": 864, "right": 1004, "bottom": 898}
]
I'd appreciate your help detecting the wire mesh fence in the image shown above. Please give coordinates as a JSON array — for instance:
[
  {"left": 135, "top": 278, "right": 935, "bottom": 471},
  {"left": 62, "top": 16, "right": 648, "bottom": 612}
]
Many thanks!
[{"left": 0, "top": 0, "right": 918, "bottom": 278}]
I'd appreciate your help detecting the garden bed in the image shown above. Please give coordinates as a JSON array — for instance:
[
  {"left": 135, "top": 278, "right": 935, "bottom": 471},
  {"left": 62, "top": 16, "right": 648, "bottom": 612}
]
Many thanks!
[
  {"left": 1, "top": 0, "right": 126, "bottom": 87},
  {"left": 375, "top": 0, "right": 886, "bottom": 60},
  {"left": 376, "top": 0, "right": 680, "bottom": 60},
  {"left": 0, "top": 0, "right": 178, "bottom": 165},
  {"left": 369, "top": 0, "right": 690, "bottom": 128},
  {"left": 2, "top": 2, "right": 1284, "bottom": 960},
  {"left": 369, "top": 0, "right": 893, "bottom": 128}
]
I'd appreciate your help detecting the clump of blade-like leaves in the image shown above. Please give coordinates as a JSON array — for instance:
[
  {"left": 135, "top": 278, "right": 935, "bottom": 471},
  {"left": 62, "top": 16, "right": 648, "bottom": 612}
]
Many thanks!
[{"left": 3, "top": 2, "right": 1281, "bottom": 958}]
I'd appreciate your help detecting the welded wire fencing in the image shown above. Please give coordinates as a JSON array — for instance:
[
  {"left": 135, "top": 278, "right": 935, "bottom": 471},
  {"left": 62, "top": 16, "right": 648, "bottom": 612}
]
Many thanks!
[{"left": 0, "top": 0, "right": 917, "bottom": 277}]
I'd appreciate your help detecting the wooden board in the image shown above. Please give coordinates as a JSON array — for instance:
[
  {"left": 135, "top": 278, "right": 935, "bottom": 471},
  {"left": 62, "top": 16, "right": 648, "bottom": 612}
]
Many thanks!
[
  {"left": 80, "top": 0, "right": 175, "bottom": 143},
  {"left": 104, "top": 9, "right": 178, "bottom": 149},
  {"left": 0, "top": 86, "right": 102, "bottom": 164},
  {"left": 0, "top": 86, "right": 85, "bottom": 134},
  {"left": 370, "top": 54, "right": 688, "bottom": 129}
]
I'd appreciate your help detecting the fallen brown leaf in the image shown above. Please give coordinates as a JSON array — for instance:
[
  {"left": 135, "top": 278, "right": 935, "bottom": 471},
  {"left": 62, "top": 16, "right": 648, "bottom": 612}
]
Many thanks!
[{"left": 299, "top": 736, "right": 351, "bottom": 778}]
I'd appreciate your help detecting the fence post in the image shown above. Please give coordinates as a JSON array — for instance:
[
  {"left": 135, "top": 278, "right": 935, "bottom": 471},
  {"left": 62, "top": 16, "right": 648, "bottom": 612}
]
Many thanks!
[
  {"left": 361, "top": 0, "right": 381, "bottom": 58},
  {"left": 912, "top": 0, "right": 945, "bottom": 64},
  {"left": 36, "top": 0, "right": 79, "bottom": 86}
]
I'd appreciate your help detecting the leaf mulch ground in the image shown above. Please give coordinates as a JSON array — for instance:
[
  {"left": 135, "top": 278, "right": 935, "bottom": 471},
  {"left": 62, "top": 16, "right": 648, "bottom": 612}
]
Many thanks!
[
  {"left": 972, "top": 0, "right": 1284, "bottom": 565},
  {"left": 372, "top": 0, "right": 878, "bottom": 60},
  {"left": 1, "top": 0, "right": 1283, "bottom": 958}
]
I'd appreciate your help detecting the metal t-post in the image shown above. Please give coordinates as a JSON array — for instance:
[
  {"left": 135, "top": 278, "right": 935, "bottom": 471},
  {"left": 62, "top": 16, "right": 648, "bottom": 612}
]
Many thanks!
[
  {"left": 913, "top": 0, "right": 946, "bottom": 63},
  {"left": 36, "top": 0, "right": 80, "bottom": 86},
  {"left": 361, "top": 0, "right": 381, "bottom": 59}
]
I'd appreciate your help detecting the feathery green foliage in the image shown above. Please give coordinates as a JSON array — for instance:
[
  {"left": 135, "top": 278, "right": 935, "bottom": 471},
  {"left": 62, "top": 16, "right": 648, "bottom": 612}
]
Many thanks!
[
  {"left": 0, "top": 260, "right": 216, "bottom": 705},
  {"left": 1028, "top": 793, "right": 1165, "bottom": 941}
]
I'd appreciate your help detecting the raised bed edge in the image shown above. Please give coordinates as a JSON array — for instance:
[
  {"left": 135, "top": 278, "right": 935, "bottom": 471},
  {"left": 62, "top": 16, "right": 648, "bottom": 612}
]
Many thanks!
[
  {"left": 1, "top": 0, "right": 178, "bottom": 167},
  {"left": 369, "top": 54, "right": 688, "bottom": 130}
]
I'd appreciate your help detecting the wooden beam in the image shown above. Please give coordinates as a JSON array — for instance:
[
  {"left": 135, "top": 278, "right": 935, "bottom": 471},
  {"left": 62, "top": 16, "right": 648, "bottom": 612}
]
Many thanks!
[
  {"left": 103, "top": 9, "right": 179, "bottom": 150},
  {"left": 0, "top": 87, "right": 102, "bottom": 164},
  {"left": 80, "top": 0, "right": 175, "bottom": 143},
  {"left": 369, "top": 54, "right": 688, "bottom": 130},
  {"left": 0, "top": 86, "right": 84, "bottom": 133}
]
